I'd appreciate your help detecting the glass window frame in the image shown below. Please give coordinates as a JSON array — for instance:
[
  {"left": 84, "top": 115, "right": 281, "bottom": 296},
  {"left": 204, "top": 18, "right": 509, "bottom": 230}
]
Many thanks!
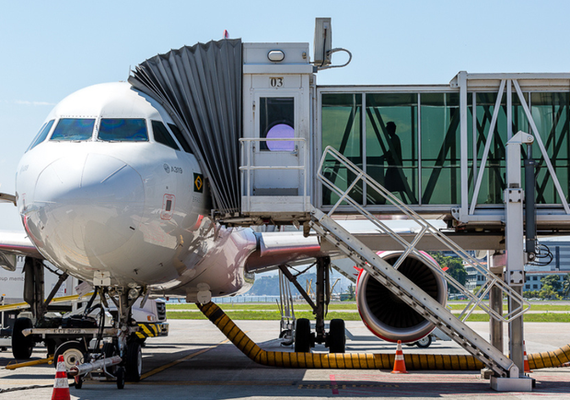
[
  {"left": 27, "top": 119, "right": 55, "bottom": 151},
  {"left": 97, "top": 118, "right": 149, "bottom": 142},
  {"left": 50, "top": 118, "right": 96, "bottom": 142},
  {"left": 151, "top": 120, "right": 180, "bottom": 151}
]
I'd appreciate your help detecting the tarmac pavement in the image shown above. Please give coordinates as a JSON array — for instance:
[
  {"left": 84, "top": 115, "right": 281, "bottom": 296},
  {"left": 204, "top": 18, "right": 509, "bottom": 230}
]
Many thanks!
[{"left": 0, "top": 319, "right": 569, "bottom": 399}]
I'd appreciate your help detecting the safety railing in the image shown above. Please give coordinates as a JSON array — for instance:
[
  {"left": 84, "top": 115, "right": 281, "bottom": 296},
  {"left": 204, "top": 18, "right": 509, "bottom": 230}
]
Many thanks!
[
  {"left": 317, "top": 145, "right": 530, "bottom": 323},
  {"left": 239, "top": 137, "right": 310, "bottom": 214}
]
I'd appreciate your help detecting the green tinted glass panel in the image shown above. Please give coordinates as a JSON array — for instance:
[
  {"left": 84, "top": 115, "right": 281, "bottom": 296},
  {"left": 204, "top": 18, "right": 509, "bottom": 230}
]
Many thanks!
[
  {"left": 530, "top": 92, "right": 570, "bottom": 204},
  {"left": 470, "top": 93, "right": 528, "bottom": 205},
  {"left": 366, "top": 93, "right": 417, "bottom": 204},
  {"left": 321, "top": 93, "right": 363, "bottom": 205},
  {"left": 420, "top": 93, "right": 460, "bottom": 204}
]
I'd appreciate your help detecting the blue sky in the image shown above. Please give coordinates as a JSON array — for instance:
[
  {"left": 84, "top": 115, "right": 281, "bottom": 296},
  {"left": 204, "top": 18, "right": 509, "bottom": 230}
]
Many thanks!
[{"left": 1, "top": 0, "right": 570, "bottom": 231}]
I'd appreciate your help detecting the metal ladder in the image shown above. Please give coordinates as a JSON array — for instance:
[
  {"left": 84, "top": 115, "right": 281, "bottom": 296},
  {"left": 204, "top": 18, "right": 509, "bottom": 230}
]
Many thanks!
[{"left": 310, "top": 146, "right": 531, "bottom": 377}]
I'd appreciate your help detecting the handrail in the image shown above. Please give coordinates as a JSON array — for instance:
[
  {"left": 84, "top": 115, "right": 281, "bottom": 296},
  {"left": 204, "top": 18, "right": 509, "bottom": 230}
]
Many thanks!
[
  {"left": 317, "top": 145, "right": 530, "bottom": 323},
  {"left": 239, "top": 137, "right": 309, "bottom": 213}
]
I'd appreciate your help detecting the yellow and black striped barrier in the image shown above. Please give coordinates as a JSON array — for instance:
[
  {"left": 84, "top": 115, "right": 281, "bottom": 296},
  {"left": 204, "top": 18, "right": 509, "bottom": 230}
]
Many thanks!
[
  {"left": 528, "top": 344, "right": 570, "bottom": 370},
  {"left": 198, "top": 301, "right": 570, "bottom": 371},
  {"left": 135, "top": 322, "right": 169, "bottom": 339}
]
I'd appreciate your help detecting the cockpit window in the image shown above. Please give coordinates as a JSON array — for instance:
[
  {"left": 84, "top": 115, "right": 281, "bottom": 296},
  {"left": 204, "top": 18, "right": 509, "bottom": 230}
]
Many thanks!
[
  {"left": 152, "top": 121, "right": 180, "bottom": 150},
  {"left": 98, "top": 119, "right": 148, "bottom": 141},
  {"left": 27, "top": 119, "right": 55, "bottom": 151},
  {"left": 51, "top": 118, "right": 95, "bottom": 141},
  {"left": 168, "top": 123, "right": 193, "bottom": 153}
]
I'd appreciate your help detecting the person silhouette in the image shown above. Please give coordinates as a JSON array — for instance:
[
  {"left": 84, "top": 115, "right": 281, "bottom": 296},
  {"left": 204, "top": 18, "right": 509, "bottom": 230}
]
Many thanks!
[{"left": 384, "top": 122, "right": 406, "bottom": 193}]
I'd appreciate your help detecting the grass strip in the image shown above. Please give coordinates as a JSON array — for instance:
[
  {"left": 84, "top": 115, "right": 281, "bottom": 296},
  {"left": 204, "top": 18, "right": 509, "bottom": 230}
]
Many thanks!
[{"left": 166, "top": 311, "right": 570, "bottom": 323}]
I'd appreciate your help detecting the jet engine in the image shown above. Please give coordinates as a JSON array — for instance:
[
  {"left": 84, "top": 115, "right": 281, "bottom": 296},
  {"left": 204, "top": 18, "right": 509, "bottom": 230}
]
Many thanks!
[{"left": 356, "top": 251, "right": 447, "bottom": 343}]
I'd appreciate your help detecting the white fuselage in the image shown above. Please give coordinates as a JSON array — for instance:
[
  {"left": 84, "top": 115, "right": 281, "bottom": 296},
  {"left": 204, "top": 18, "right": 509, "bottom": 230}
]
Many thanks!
[{"left": 15, "top": 82, "right": 257, "bottom": 300}]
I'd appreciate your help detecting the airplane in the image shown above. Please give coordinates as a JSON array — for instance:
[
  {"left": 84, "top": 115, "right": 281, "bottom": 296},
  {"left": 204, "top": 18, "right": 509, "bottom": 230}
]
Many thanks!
[{"left": 0, "top": 80, "right": 447, "bottom": 383}]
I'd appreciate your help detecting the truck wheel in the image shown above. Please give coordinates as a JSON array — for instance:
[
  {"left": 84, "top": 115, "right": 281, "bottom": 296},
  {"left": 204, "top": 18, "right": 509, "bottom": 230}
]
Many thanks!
[
  {"left": 125, "top": 341, "right": 142, "bottom": 382},
  {"left": 74, "top": 375, "right": 83, "bottom": 389},
  {"left": 328, "top": 319, "right": 346, "bottom": 353},
  {"left": 12, "top": 318, "right": 34, "bottom": 360},
  {"left": 416, "top": 335, "right": 432, "bottom": 348},
  {"left": 54, "top": 341, "right": 86, "bottom": 369}
]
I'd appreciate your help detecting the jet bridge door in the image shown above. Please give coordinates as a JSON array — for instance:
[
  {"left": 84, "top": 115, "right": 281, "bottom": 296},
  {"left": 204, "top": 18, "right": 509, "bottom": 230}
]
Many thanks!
[
  {"left": 251, "top": 89, "right": 302, "bottom": 194},
  {"left": 241, "top": 43, "right": 313, "bottom": 218}
]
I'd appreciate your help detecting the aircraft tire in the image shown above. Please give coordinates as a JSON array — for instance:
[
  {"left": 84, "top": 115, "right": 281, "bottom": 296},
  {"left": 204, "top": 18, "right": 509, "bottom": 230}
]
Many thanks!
[
  {"left": 12, "top": 318, "right": 34, "bottom": 360},
  {"left": 294, "top": 318, "right": 312, "bottom": 353},
  {"left": 125, "top": 341, "right": 142, "bottom": 382},
  {"left": 328, "top": 319, "right": 346, "bottom": 353},
  {"left": 116, "top": 366, "right": 125, "bottom": 389}
]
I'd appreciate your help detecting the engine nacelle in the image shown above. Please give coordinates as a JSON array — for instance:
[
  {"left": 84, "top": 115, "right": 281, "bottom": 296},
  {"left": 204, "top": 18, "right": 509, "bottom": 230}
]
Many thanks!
[{"left": 356, "top": 251, "right": 447, "bottom": 343}]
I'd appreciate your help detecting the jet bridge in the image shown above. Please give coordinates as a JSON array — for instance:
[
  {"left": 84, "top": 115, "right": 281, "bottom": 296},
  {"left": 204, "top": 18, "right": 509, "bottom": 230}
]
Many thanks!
[
  {"left": 240, "top": 66, "right": 570, "bottom": 232},
  {"left": 234, "top": 37, "right": 570, "bottom": 391}
]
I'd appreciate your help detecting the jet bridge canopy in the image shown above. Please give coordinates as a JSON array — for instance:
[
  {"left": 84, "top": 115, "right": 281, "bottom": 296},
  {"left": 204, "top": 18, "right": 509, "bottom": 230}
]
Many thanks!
[{"left": 129, "top": 39, "right": 243, "bottom": 217}]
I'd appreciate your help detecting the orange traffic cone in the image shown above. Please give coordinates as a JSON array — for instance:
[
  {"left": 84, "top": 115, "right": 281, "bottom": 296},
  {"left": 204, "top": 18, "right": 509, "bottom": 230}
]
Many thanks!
[
  {"left": 523, "top": 340, "right": 532, "bottom": 373},
  {"left": 391, "top": 340, "right": 408, "bottom": 374},
  {"left": 51, "top": 355, "right": 70, "bottom": 400}
]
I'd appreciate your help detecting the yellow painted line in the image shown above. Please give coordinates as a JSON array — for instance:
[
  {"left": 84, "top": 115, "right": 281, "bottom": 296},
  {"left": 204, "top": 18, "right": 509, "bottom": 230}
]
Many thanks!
[{"left": 140, "top": 335, "right": 241, "bottom": 380}]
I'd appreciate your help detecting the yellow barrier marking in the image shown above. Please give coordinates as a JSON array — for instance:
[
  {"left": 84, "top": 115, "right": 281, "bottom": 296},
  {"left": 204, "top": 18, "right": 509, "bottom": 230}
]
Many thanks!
[
  {"left": 140, "top": 334, "right": 248, "bottom": 380},
  {"left": 5, "top": 356, "right": 54, "bottom": 370},
  {"left": 0, "top": 292, "right": 94, "bottom": 312}
]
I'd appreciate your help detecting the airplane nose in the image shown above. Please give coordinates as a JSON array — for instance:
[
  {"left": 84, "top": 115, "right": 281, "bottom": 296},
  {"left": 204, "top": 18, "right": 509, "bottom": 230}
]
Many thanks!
[{"left": 30, "top": 153, "right": 145, "bottom": 261}]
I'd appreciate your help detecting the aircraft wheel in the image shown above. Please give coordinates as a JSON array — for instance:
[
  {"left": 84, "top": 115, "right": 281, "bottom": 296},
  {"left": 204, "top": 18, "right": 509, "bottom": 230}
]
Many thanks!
[
  {"left": 125, "top": 341, "right": 142, "bottom": 382},
  {"left": 294, "top": 318, "right": 312, "bottom": 353},
  {"left": 54, "top": 341, "right": 86, "bottom": 370},
  {"left": 328, "top": 319, "right": 346, "bottom": 353},
  {"left": 116, "top": 366, "right": 125, "bottom": 389},
  {"left": 12, "top": 318, "right": 34, "bottom": 360},
  {"left": 416, "top": 335, "right": 432, "bottom": 348}
]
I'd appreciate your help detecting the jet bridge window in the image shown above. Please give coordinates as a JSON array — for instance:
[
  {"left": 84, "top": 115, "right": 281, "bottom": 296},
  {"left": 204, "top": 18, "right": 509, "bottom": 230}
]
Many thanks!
[
  {"left": 50, "top": 118, "right": 95, "bottom": 141},
  {"left": 152, "top": 120, "right": 180, "bottom": 151},
  {"left": 27, "top": 119, "right": 54, "bottom": 151},
  {"left": 98, "top": 119, "right": 148, "bottom": 141},
  {"left": 260, "top": 97, "right": 295, "bottom": 151}
]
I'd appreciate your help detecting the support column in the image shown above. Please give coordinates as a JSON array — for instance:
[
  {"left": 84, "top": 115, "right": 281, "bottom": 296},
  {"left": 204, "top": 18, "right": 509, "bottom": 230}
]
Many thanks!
[
  {"left": 504, "top": 131, "right": 534, "bottom": 375},
  {"left": 489, "top": 251, "right": 505, "bottom": 353},
  {"left": 491, "top": 131, "right": 534, "bottom": 391}
]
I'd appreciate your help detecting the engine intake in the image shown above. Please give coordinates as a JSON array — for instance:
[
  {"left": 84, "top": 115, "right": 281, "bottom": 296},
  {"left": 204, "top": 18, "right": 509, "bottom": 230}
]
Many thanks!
[{"left": 356, "top": 251, "right": 447, "bottom": 343}]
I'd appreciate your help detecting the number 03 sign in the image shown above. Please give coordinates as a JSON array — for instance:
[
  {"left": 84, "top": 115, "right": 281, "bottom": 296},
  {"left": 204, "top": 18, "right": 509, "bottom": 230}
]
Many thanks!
[{"left": 270, "top": 77, "right": 284, "bottom": 88}]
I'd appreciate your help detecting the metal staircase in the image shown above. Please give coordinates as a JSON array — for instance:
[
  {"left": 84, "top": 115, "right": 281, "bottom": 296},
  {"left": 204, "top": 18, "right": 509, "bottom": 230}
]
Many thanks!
[{"left": 309, "top": 146, "right": 531, "bottom": 378}]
